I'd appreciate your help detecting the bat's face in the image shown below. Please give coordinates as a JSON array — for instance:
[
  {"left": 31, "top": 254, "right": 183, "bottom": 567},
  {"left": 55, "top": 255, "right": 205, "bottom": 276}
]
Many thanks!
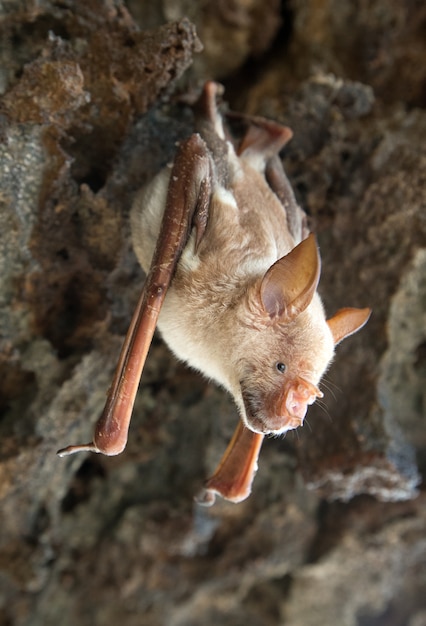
[{"left": 236, "top": 296, "right": 334, "bottom": 435}]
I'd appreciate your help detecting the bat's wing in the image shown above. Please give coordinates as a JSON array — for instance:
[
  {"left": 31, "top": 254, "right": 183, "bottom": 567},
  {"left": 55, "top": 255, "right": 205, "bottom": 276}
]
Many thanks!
[
  {"left": 58, "top": 134, "right": 213, "bottom": 457},
  {"left": 196, "top": 421, "right": 264, "bottom": 506}
]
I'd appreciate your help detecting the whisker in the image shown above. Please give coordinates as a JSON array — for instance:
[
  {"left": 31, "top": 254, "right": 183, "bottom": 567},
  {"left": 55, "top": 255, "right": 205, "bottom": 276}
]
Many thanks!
[
  {"left": 321, "top": 374, "right": 340, "bottom": 389},
  {"left": 319, "top": 378, "right": 341, "bottom": 402},
  {"left": 315, "top": 399, "right": 333, "bottom": 424},
  {"left": 303, "top": 417, "right": 312, "bottom": 433}
]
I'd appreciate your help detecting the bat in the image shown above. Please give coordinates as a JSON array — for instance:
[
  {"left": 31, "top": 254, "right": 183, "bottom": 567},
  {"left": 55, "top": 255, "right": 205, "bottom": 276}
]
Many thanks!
[{"left": 58, "top": 82, "right": 371, "bottom": 505}]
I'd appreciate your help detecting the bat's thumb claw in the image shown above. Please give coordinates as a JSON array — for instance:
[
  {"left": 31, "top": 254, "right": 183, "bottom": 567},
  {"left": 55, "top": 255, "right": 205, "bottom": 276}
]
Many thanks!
[{"left": 57, "top": 442, "right": 99, "bottom": 457}]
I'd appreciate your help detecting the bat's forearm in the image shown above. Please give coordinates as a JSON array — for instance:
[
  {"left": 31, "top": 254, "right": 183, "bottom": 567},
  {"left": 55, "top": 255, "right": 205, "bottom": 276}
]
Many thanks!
[{"left": 58, "top": 135, "right": 213, "bottom": 457}]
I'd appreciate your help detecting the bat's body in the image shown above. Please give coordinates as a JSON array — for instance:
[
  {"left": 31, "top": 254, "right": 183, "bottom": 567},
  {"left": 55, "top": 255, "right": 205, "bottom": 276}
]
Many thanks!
[
  {"left": 59, "top": 83, "right": 370, "bottom": 504},
  {"left": 131, "top": 84, "right": 361, "bottom": 437}
]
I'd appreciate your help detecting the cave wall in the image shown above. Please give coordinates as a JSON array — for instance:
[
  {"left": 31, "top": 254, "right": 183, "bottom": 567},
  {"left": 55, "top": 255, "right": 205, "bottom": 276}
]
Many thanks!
[{"left": 0, "top": 1, "right": 425, "bottom": 625}]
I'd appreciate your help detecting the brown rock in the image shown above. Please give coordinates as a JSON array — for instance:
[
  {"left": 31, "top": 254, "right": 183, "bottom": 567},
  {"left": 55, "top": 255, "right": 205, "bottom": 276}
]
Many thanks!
[{"left": 0, "top": 1, "right": 425, "bottom": 625}]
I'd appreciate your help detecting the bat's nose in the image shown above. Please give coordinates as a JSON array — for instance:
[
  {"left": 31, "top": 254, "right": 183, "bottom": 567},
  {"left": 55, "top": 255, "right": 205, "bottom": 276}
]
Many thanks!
[
  {"left": 282, "top": 378, "right": 323, "bottom": 423},
  {"left": 241, "top": 378, "right": 323, "bottom": 434},
  {"left": 284, "top": 390, "right": 308, "bottom": 423}
]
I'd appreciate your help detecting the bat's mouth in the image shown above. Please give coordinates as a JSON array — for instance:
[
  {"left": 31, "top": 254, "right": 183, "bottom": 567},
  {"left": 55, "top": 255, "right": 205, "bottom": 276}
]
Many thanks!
[
  {"left": 241, "top": 379, "right": 322, "bottom": 435},
  {"left": 246, "top": 413, "right": 304, "bottom": 435}
]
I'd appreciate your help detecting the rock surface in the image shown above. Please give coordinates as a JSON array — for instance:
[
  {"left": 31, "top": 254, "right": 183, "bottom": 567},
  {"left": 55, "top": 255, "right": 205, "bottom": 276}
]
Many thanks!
[{"left": 0, "top": 1, "right": 425, "bottom": 625}]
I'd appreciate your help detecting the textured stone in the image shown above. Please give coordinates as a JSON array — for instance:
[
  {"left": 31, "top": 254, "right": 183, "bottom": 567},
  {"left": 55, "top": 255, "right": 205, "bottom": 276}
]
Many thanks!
[{"left": 0, "top": 1, "right": 425, "bottom": 625}]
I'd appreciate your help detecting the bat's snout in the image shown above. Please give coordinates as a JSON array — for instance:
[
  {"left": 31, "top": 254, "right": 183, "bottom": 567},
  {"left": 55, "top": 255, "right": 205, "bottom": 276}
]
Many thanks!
[{"left": 241, "top": 378, "right": 323, "bottom": 435}]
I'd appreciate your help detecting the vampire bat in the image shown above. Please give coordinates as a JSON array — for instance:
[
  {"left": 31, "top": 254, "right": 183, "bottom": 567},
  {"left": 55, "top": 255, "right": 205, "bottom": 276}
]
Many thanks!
[{"left": 58, "top": 82, "right": 370, "bottom": 505}]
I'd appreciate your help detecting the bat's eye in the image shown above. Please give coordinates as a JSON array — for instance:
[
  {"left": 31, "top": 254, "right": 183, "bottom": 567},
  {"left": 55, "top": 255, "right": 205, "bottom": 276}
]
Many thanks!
[{"left": 276, "top": 362, "right": 286, "bottom": 374}]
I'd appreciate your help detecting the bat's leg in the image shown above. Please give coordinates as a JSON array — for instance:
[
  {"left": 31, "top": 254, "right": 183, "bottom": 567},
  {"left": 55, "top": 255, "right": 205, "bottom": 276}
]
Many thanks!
[
  {"left": 196, "top": 421, "right": 264, "bottom": 506},
  {"left": 193, "top": 81, "right": 232, "bottom": 185},
  {"left": 196, "top": 88, "right": 305, "bottom": 241},
  {"left": 265, "top": 155, "right": 309, "bottom": 244},
  {"left": 226, "top": 110, "right": 308, "bottom": 243},
  {"left": 225, "top": 109, "right": 292, "bottom": 159},
  {"left": 58, "top": 134, "right": 213, "bottom": 457},
  {"left": 194, "top": 80, "right": 224, "bottom": 129}
]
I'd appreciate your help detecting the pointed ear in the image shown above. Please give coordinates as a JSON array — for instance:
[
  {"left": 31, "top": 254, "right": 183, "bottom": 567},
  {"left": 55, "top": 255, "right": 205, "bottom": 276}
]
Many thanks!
[
  {"left": 260, "top": 234, "right": 321, "bottom": 322},
  {"left": 327, "top": 307, "right": 371, "bottom": 345}
]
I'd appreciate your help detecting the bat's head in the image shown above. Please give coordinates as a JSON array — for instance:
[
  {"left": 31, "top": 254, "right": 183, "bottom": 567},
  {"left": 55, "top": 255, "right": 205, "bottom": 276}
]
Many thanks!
[{"left": 234, "top": 234, "right": 371, "bottom": 435}]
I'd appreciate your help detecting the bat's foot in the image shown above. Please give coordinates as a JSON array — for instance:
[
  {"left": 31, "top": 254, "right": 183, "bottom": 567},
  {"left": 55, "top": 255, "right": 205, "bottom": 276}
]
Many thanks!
[{"left": 57, "top": 442, "right": 99, "bottom": 457}]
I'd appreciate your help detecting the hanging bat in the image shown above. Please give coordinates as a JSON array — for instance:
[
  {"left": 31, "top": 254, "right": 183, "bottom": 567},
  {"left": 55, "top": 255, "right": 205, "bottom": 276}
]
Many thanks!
[{"left": 58, "top": 82, "right": 370, "bottom": 505}]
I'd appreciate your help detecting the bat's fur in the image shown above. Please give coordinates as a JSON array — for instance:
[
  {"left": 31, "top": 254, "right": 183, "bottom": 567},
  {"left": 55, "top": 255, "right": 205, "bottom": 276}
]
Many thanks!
[{"left": 131, "top": 84, "right": 369, "bottom": 436}]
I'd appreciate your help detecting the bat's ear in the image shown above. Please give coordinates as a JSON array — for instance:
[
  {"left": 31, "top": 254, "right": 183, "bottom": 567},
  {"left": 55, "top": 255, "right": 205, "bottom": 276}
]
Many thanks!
[
  {"left": 327, "top": 307, "right": 371, "bottom": 344},
  {"left": 260, "top": 234, "right": 321, "bottom": 323}
]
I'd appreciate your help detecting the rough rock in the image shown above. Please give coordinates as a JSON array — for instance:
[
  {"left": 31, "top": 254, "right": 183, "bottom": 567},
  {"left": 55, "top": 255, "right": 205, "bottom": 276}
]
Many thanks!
[{"left": 0, "top": 1, "right": 425, "bottom": 625}]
